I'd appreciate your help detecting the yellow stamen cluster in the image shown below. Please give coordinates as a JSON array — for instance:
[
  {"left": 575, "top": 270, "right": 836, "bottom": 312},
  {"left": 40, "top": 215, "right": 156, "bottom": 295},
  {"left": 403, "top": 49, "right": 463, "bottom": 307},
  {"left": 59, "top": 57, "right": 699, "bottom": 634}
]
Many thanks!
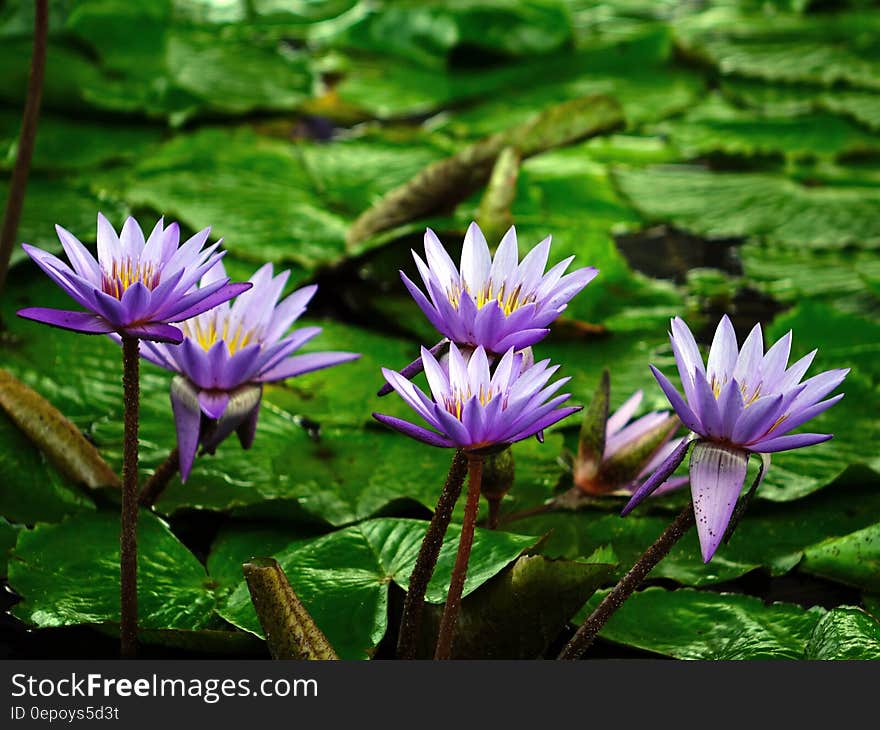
[
  {"left": 444, "top": 384, "right": 496, "bottom": 420},
  {"left": 101, "top": 258, "right": 161, "bottom": 300},
  {"left": 710, "top": 375, "right": 763, "bottom": 407},
  {"left": 448, "top": 279, "right": 535, "bottom": 317},
  {"left": 182, "top": 313, "right": 258, "bottom": 354}
]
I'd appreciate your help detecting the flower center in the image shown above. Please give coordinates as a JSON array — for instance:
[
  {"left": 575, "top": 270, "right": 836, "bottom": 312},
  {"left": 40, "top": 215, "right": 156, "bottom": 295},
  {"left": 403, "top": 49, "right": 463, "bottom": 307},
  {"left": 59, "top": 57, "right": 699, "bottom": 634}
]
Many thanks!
[
  {"left": 444, "top": 384, "right": 497, "bottom": 420},
  {"left": 710, "top": 375, "right": 762, "bottom": 406},
  {"left": 101, "top": 258, "right": 161, "bottom": 300},
  {"left": 182, "top": 313, "right": 260, "bottom": 355},
  {"left": 447, "top": 280, "right": 535, "bottom": 317}
]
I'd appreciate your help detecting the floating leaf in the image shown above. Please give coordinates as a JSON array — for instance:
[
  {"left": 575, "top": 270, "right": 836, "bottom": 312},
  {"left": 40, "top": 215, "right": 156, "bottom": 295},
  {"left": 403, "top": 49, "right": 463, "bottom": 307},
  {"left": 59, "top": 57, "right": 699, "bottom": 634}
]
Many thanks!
[
  {"left": 801, "top": 524, "right": 880, "bottom": 593},
  {"left": 9, "top": 510, "right": 216, "bottom": 630},
  {"left": 675, "top": 9, "right": 880, "bottom": 91},
  {"left": 804, "top": 607, "right": 880, "bottom": 659},
  {"left": 217, "top": 517, "right": 537, "bottom": 658},
  {"left": 652, "top": 92, "right": 880, "bottom": 161},
  {"left": 346, "top": 94, "right": 624, "bottom": 247},
  {"left": 578, "top": 586, "right": 822, "bottom": 659},
  {"left": 515, "top": 481, "right": 880, "bottom": 587},
  {"left": 418, "top": 553, "right": 616, "bottom": 659},
  {"left": 615, "top": 165, "right": 880, "bottom": 249}
]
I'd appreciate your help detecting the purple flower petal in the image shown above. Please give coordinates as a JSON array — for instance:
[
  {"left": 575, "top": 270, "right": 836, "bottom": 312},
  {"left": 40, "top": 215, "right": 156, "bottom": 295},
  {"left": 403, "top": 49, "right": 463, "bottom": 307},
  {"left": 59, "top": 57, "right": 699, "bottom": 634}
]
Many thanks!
[
  {"left": 750, "top": 432, "right": 833, "bottom": 453},
  {"left": 372, "top": 413, "right": 454, "bottom": 448},
  {"left": 376, "top": 339, "right": 448, "bottom": 397},
  {"left": 732, "top": 394, "right": 785, "bottom": 445},
  {"left": 692, "top": 366, "right": 722, "bottom": 438},
  {"left": 716, "top": 378, "right": 744, "bottom": 440},
  {"left": 690, "top": 441, "right": 750, "bottom": 562},
  {"left": 493, "top": 327, "right": 549, "bottom": 353},
  {"left": 460, "top": 222, "right": 491, "bottom": 293},
  {"left": 764, "top": 393, "right": 844, "bottom": 439},
  {"left": 198, "top": 390, "right": 231, "bottom": 420},
  {"left": 16, "top": 307, "right": 114, "bottom": 335},
  {"left": 124, "top": 322, "right": 183, "bottom": 343},
  {"left": 236, "top": 401, "right": 261, "bottom": 450},
  {"left": 401, "top": 272, "right": 446, "bottom": 333},
  {"left": 649, "top": 365, "right": 703, "bottom": 434},
  {"left": 733, "top": 323, "right": 764, "bottom": 387},
  {"left": 170, "top": 377, "right": 202, "bottom": 483},
  {"left": 670, "top": 317, "right": 705, "bottom": 404},
  {"left": 622, "top": 436, "right": 694, "bottom": 516},
  {"left": 164, "top": 282, "right": 251, "bottom": 322},
  {"left": 606, "top": 390, "right": 643, "bottom": 437},
  {"left": 54, "top": 224, "right": 100, "bottom": 281},
  {"left": 706, "top": 314, "right": 737, "bottom": 388},
  {"left": 256, "top": 351, "right": 360, "bottom": 382}
]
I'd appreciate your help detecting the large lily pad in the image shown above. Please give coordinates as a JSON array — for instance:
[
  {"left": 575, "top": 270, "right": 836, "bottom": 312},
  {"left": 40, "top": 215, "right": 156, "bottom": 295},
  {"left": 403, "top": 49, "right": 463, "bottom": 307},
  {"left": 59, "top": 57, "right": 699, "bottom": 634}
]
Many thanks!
[
  {"left": 614, "top": 165, "right": 880, "bottom": 249},
  {"left": 9, "top": 510, "right": 216, "bottom": 630},
  {"left": 804, "top": 607, "right": 880, "bottom": 659},
  {"left": 577, "top": 586, "right": 823, "bottom": 659},
  {"left": 217, "top": 517, "right": 538, "bottom": 658},
  {"left": 514, "top": 481, "right": 880, "bottom": 587}
]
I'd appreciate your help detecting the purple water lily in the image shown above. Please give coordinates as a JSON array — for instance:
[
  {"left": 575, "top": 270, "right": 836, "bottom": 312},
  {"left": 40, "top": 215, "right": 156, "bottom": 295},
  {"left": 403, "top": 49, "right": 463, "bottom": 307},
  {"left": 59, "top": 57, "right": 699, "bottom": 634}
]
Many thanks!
[
  {"left": 373, "top": 342, "right": 580, "bottom": 451},
  {"left": 403, "top": 223, "right": 597, "bottom": 354},
  {"left": 139, "top": 262, "right": 360, "bottom": 480},
  {"left": 624, "top": 315, "right": 848, "bottom": 562},
  {"left": 18, "top": 213, "right": 247, "bottom": 343},
  {"left": 574, "top": 389, "right": 687, "bottom": 497}
]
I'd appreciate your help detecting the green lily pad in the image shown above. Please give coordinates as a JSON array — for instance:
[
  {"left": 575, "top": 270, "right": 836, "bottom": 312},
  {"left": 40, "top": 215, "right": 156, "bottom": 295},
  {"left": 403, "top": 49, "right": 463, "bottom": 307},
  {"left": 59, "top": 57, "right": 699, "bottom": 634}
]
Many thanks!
[
  {"left": 418, "top": 552, "right": 616, "bottom": 658},
  {"left": 675, "top": 9, "right": 880, "bottom": 91},
  {"left": 125, "top": 127, "right": 445, "bottom": 269},
  {"left": 514, "top": 481, "right": 880, "bottom": 587},
  {"left": 801, "top": 523, "right": 880, "bottom": 593},
  {"left": 340, "top": 25, "right": 704, "bottom": 127},
  {"left": 216, "top": 517, "right": 538, "bottom": 658},
  {"left": 9, "top": 510, "right": 216, "bottom": 630},
  {"left": 327, "top": 0, "right": 573, "bottom": 68},
  {"left": 614, "top": 165, "right": 880, "bottom": 249},
  {"left": 651, "top": 92, "right": 880, "bottom": 161},
  {"left": 722, "top": 78, "right": 880, "bottom": 133},
  {"left": 577, "top": 586, "right": 823, "bottom": 659},
  {"left": 1, "top": 176, "right": 129, "bottom": 267},
  {"left": 0, "top": 517, "right": 21, "bottom": 578},
  {"left": 805, "top": 607, "right": 880, "bottom": 659}
]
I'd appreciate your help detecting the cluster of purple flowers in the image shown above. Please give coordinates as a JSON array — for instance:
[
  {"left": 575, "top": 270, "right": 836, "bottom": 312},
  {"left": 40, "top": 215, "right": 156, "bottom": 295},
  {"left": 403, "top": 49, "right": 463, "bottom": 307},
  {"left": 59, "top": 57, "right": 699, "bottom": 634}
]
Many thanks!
[
  {"left": 20, "top": 215, "right": 359, "bottom": 481},
  {"left": 374, "top": 222, "right": 596, "bottom": 452},
  {"left": 21, "top": 216, "right": 847, "bottom": 564}
]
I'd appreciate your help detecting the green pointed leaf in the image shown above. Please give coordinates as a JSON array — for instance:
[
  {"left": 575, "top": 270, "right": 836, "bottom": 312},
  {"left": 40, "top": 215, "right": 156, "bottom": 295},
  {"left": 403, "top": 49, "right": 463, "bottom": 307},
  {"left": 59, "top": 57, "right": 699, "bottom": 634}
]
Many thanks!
[
  {"left": 216, "top": 518, "right": 537, "bottom": 659},
  {"left": 9, "top": 510, "right": 216, "bottom": 630}
]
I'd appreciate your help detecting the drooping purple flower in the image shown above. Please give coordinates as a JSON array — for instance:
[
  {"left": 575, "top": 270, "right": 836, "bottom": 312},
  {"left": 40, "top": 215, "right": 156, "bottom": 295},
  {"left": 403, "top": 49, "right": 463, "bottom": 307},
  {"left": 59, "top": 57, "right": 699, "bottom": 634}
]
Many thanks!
[
  {"left": 574, "top": 388, "right": 687, "bottom": 497},
  {"left": 373, "top": 342, "right": 580, "bottom": 451},
  {"left": 17, "top": 213, "right": 248, "bottom": 343},
  {"left": 403, "top": 223, "right": 598, "bottom": 354},
  {"left": 139, "top": 262, "right": 360, "bottom": 480},
  {"left": 624, "top": 314, "right": 848, "bottom": 562}
]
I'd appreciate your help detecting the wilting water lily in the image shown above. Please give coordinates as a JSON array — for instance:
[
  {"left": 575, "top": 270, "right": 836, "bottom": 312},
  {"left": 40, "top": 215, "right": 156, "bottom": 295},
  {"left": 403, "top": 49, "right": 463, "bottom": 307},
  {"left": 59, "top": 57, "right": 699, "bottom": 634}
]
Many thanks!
[
  {"left": 140, "top": 262, "right": 360, "bottom": 480},
  {"left": 624, "top": 315, "right": 848, "bottom": 562},
  {"left": 18, "top": 213, "right": 247, "bottom": 343},
  {"left": 373, "top": 342, "right": 580, "bottom": 451},
  {"left": 573, "top": 385, "right": 686, "bottom": 497},
  {"left": 403, "top": 222, "right": 597, "bottom": 354}
]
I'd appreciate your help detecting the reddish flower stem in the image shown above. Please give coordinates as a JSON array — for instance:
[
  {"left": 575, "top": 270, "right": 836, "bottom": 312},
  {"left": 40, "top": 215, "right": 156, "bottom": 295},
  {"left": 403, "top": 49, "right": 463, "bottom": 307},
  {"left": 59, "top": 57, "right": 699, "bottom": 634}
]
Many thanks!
[
  {"left": 558, "top": 502, "right": 695, "bottom": 659},
  {"left": 434, "top": 453, "right": 483, "bottom": 660},
  {"left": 138, "top": 447, "right": 180, "bottom": 508},
  {"left": 0, "top": 0, "right": 48, "bottom": 298},
  {"left": 120, "top": 337, "right": 140, "bottom": 658},
  {"left": 396, "top": 449, "right": 468, "bottom": 660}
]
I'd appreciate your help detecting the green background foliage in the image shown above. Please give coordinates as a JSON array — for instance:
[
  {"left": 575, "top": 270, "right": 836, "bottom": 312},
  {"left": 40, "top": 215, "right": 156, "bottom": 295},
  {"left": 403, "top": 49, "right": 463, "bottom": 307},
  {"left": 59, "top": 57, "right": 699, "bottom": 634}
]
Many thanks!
[{"left": 0, "top": 0, "right": 878, "bottom": 659}]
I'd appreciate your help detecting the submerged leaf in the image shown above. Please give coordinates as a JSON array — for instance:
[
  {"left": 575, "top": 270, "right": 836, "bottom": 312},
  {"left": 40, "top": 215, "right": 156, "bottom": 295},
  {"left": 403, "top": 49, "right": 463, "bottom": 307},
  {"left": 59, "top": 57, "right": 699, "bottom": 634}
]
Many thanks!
[{"left": 0, "top": 369, "right": 119, "bottom": 491}]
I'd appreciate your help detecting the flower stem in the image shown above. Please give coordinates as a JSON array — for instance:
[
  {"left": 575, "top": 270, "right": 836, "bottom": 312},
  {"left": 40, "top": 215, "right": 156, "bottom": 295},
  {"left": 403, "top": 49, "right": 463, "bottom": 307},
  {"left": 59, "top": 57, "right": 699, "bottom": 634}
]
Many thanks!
[
  {"left": 486, "top": 498, "right": 502, "bottom": 530},
  {"left": 434, "top": 453, "right": 483, "bottom": 660},
  {"left": 138, "top": 447, "right": 180, "bottom": 508},
  {"left": 396, "top": 449, "right": 468, "bottom": 660},
  {"left": 0, "top": 0, "right": 48, "bottom": 298},
  {"left": 558, "top": 502, "right": 695, "bottom": 660},
  {"left": 120, "top": 337, "right": 140, "bottom": 659}
]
